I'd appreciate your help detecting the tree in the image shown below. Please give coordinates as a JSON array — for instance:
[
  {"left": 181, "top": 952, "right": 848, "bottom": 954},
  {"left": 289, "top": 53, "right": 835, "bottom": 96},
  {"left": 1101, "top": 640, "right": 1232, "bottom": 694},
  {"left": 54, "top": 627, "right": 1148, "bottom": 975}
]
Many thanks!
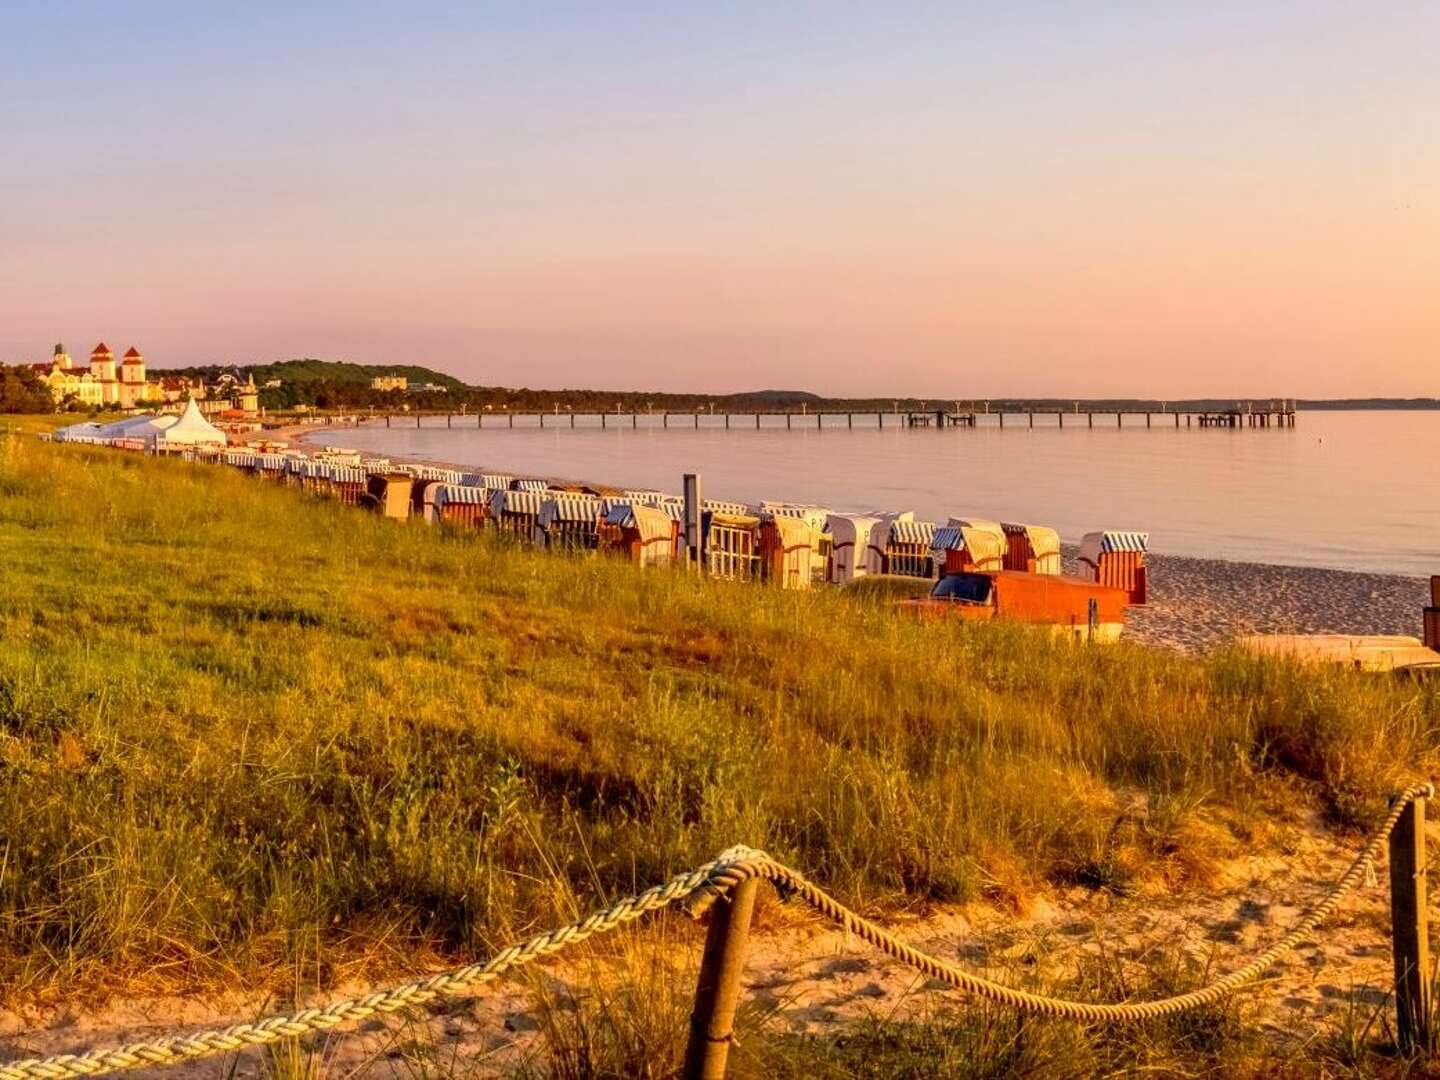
[{"left": 0, "top": 365, "right": 54, "bottom": 413}]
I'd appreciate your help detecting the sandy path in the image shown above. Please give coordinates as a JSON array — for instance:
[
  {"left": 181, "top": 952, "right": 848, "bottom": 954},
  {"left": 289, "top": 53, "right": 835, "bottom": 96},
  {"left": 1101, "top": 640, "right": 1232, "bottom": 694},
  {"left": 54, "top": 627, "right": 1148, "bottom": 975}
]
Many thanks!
[{"left": 3, "top": 810, "right": 1417, "bottom": 1078}]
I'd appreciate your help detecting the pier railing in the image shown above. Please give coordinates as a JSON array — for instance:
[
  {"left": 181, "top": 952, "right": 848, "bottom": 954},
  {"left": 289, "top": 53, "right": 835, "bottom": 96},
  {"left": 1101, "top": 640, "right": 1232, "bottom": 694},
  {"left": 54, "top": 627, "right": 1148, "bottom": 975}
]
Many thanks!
[{"left": 3, "top": 783, "right": 1432, "bottom": 1080}]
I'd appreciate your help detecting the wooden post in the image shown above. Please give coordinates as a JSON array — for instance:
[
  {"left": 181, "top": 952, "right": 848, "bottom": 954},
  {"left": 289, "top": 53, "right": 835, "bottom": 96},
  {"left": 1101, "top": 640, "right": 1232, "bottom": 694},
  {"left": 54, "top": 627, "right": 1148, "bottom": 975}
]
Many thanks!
[
  {"left": 1390, "top": 788, "right": 1432, "bottom": 1055},
  {"left": 632, "top": 413, "right": 637, "bottom": 429},
  {"left": 385, "top": 414, "right": 391, "bottom": 427},
  {"left": 786, "top": 413, "right": 791, "bottom": 429},
  {"left": 539, "top": 412, "right": 544, "bottom": 428},
  {"left": 1087, "top": 412, "right": 1093, "bottom": 428},
  {"left": 683, "top": 473, "right": 703, "bottom": 570},
  {"left": 682, "top": 878, "right": 758, "bottom": 1080},
  {"left": 664, "top": 413, "right": 668, "bottom": 428},
  {"left": 755, "top": 414, "right": 760, "bottom": 429}
]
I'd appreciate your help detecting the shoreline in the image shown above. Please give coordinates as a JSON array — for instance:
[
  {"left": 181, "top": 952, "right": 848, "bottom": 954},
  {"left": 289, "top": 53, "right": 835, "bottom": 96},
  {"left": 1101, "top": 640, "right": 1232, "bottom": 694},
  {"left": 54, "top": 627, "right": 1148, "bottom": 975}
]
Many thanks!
[{"left": 266, "top": 419, "right": 1430, "bottom": 653}]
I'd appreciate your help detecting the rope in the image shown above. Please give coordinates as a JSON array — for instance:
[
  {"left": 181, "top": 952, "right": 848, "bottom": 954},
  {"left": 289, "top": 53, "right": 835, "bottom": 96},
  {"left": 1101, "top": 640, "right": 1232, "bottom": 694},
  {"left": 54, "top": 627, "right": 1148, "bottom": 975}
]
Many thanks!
[
  {"left": 3, "top": 785, "right": 1430, "bottom": 1078},
  {"left": 0, "top": 852, "right": 737, "bottom": 1080},
  {"left": 705, "top": 781, "right": 1434, "bottom": 1021}
]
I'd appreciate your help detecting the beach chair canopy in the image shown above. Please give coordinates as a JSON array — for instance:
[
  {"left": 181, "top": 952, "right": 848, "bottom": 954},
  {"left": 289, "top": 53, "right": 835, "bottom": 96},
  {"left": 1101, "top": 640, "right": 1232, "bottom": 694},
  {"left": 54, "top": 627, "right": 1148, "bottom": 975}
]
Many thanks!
[
  {"left": 931, "top": 525, "right": 1005, "bottom": 567},
  {"left": 490, "top": 488, "right": 547, "bottom": 515},
  {"left": 765, "top": 504, "right": 830, "bottom": 534},
  {"left": 539, "top": 494, "right": 602, "bottom": 529},
  {"left": 886, "top": 519, "right": 936, "bottom": 547},
  {"left": 434, "top": 484, "right": 488, "bottom": 508},
  {"left": 824, "top": 514, "right": 881, "bottom": 548},
  {"left": 768, "top": 514, "right": 814, "bottom": 550},
  {"left": 1002, "top": 523, "right": 1062, "bottom": 560},
  {"left": 604, "top": 503, "right": 674, "bottom": 543},
  {"left": 1079, "top": 530, "right": 1149, "bottom": 564},
  {"left": 513, "top": 478, "right": 549, "bottom": 492},
  {"left": 702, "top": 499, "right": 752, "bottom": 516}
]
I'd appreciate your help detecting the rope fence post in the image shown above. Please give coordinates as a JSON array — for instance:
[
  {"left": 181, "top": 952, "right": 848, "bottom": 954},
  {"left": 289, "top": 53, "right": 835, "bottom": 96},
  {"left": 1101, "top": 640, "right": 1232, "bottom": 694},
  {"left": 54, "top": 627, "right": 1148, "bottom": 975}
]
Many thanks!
[
  {"left": 682, "top": 876, "right": 757, "bottom": 1080},
  {"left": 1389, "top": 787, "right": 1432, "bottom": 1055}
]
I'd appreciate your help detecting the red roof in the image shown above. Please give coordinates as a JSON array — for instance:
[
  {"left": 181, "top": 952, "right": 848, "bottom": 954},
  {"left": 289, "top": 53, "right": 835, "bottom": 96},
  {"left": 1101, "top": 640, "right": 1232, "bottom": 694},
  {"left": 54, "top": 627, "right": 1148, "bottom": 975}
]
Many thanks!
[
  {"left": 91, "top": 342, "right": 112, "bottom": 355},
  {"left": 123, "top": 346, "right": 142, "bottom": 359}
]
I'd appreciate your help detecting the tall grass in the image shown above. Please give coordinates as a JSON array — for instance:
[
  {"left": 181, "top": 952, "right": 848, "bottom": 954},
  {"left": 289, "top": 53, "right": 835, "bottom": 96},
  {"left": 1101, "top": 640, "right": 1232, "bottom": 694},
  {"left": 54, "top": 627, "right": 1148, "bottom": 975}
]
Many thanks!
[{"left": 0, "top": 435, "right": 1436, "bottom": 1007}]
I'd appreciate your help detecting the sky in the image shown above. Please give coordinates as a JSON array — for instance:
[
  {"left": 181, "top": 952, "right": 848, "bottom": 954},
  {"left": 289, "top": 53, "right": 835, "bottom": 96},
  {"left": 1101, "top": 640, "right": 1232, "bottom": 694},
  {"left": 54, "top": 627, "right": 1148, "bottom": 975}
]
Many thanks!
[{"left": 1, "top": 2, "right": 1435, "bottom": 397}]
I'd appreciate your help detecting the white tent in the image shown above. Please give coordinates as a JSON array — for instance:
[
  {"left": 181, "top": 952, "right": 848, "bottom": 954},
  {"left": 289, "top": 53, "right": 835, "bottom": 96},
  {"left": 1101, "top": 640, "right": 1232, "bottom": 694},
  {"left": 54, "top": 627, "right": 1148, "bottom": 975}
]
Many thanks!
[{"left": 159, "top": 398, "right": 226, "bottom": 447}]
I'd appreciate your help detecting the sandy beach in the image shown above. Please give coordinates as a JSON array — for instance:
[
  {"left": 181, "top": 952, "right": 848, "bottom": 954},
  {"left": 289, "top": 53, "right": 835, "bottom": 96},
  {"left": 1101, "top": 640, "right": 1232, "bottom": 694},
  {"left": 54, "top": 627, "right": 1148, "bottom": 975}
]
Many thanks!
[{"left": 268, "top": 419, "right": 1432, "bottom": 655}]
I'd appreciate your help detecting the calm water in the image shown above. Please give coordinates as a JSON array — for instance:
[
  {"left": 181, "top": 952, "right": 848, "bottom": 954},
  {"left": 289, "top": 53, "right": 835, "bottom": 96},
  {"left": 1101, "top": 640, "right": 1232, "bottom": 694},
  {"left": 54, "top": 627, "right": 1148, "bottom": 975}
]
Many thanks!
[{"left": 321, "top": 411, "right": 1439, "bottom": 575}]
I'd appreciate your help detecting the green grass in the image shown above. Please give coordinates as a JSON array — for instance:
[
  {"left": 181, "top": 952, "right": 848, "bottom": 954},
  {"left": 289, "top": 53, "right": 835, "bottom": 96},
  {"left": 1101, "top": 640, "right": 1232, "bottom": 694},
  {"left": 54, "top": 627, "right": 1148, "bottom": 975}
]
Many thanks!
[{"left": 1, "top": 434, "right": 1438, "bottom": 1073}]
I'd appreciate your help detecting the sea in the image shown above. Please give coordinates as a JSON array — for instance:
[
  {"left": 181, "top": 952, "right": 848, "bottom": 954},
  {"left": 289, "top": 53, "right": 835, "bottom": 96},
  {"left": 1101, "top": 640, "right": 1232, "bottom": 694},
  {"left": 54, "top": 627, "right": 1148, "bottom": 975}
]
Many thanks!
[{"left": 315, "top": 410, "right": 1439, "bottom": 577}]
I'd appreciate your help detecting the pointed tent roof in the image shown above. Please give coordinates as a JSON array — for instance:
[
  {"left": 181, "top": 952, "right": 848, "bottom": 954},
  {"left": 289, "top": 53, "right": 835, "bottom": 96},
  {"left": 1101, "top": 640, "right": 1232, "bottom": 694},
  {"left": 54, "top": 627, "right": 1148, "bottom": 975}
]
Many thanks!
[{"left": 161, "top": 397, "right": 226, "bottom": 446}]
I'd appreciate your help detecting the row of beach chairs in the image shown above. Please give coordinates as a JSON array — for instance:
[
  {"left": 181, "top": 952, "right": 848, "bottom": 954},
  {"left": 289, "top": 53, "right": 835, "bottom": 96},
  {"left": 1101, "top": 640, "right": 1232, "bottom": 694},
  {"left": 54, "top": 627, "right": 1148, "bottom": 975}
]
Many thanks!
[{"left": 174, "top": 444, "right": 1148, "bottom": 600}]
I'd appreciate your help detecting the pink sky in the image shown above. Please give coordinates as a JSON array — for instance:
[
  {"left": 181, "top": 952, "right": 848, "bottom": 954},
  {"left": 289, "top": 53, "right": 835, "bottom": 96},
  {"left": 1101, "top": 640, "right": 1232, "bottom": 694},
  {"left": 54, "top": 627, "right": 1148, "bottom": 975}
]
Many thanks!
[{"left": 2, "top": 4, "right": 1435, "bottom": 397}]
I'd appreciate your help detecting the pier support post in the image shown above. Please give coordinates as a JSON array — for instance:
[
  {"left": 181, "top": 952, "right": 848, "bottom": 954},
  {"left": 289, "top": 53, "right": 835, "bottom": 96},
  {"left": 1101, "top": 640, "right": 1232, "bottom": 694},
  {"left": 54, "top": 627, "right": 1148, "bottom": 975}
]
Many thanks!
[
  {"left": 847, "top": 413, "right": 853, "bottom": 429},
  {"left": 1087, "top": 413, "right": 1093, "bottom": 429},
  {"left": 633, "top": 413, "right": 637, "bottom": 429},
  {"left": 1389, "top": 788, "right": 1432, "bottom": 1055},
  {"left": 1146, "top": 413, "right": 1152, "bottom": 428},
  {"left": 539, "top": 413, "right": 544, "bottom": 428},
  {"left": 725, "top": 414, "right": 730, "bottom": 429},
  {"left": 756, "top": 414, "right": 761, "bottom": 429},
  {"left": 601, "top": 413, "right": 605, "bottom": 429},
  {"left": 1058, "top": 412, "right": 1063, "bottom": 428},
  {"left": 786, "top": 414, "right": 791, "bottom": 429},
  {"left": 385, "top": 415, "right": 391, "bottom": 428},
  {"left": 447, "top": 414, "right": 452, "bottom": 428},
  {"left": 817, "top": 413, "right": 822, "bottom": 429},
  {"left": 664, "top": 413, "right": 668, "bottom": 428},
  {"left": 417, "top": 415, "right": 421, "bottom": 428},
  {"left": 999, "top": 413, "right": 1004, "bottom": 428},
  {"left": 571, "top": 413, "right": 575, "bottom": 428},
  {"left": 682, "top": 876, "right": 758, "bottom": 1080},
  {"left": 1116, "top": 412, "right": 1122, "bottom": 428},
  {"left": 696, "top": 413, "right": 700, "bottom": 429}
]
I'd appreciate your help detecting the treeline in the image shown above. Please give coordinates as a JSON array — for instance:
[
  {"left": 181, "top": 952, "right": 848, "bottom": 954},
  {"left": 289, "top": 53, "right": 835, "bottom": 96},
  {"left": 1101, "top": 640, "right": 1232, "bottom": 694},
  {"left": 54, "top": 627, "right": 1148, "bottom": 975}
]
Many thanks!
[{"left": 0, "top": 365, "right": 54, "bottom": 413}]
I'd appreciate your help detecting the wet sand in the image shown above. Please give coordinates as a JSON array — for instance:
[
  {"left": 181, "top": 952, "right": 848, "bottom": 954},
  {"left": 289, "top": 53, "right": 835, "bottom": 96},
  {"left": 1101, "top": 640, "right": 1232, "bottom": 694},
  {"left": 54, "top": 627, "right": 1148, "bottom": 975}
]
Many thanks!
[{"left": 269, "top": 420, "right": 1433, "bottom": 655}]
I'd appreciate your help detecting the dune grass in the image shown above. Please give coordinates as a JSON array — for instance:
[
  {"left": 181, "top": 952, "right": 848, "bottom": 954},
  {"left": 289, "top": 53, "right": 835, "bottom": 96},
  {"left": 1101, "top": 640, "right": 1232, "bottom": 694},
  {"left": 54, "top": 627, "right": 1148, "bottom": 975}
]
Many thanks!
[{"left": 1, "top": 434, "right": 1438, "bottom": 1065}]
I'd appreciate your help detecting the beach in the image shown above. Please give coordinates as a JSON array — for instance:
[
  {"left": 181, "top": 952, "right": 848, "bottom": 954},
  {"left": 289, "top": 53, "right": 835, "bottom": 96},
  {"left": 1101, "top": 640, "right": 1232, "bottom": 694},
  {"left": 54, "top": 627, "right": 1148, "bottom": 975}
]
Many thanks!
[
  {"left": 1117, "top": 550, "right": 1427, "bottom": 652},
  {"left": 273, "top": 419, "right": 1432, "bottom": 655}
]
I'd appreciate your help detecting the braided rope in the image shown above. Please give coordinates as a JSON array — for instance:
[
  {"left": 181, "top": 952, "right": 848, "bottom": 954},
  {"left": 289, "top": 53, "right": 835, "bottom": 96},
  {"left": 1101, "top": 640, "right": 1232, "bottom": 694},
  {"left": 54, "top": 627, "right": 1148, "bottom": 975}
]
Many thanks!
[
  {"left": 3, "top": 786, "right": 1430, "bottom": 1077},
  {"left": 0, "top": 852, "right": 740, "bottom": 1080},
  {"left": 712, "top": 782, "right": 1433, "bottom": 1021}
]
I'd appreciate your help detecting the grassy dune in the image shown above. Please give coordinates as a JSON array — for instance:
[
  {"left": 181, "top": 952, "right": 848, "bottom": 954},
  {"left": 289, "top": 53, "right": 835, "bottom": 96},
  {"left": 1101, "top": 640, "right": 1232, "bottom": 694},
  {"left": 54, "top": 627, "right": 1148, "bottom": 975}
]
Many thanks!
[{"left": 1, "top": 434, "right": 1437, "bottom": 1068}]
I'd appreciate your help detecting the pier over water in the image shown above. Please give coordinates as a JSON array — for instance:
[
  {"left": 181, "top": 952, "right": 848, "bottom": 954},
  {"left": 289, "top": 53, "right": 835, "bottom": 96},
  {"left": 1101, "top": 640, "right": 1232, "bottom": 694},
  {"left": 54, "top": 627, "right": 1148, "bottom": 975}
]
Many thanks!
[{"left": 367, "top": 401, "right": 1299, "bottom": 432}]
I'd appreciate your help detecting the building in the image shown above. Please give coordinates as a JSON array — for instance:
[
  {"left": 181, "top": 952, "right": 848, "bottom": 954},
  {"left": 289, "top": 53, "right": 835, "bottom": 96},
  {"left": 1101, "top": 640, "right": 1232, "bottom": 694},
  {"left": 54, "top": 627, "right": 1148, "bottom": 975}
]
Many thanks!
[
  {"left": 32, "top": 342, "right": 164, "bottom": 409},
  {"left": 371, "top": 375, "right": 408, "bottom": 392}
]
